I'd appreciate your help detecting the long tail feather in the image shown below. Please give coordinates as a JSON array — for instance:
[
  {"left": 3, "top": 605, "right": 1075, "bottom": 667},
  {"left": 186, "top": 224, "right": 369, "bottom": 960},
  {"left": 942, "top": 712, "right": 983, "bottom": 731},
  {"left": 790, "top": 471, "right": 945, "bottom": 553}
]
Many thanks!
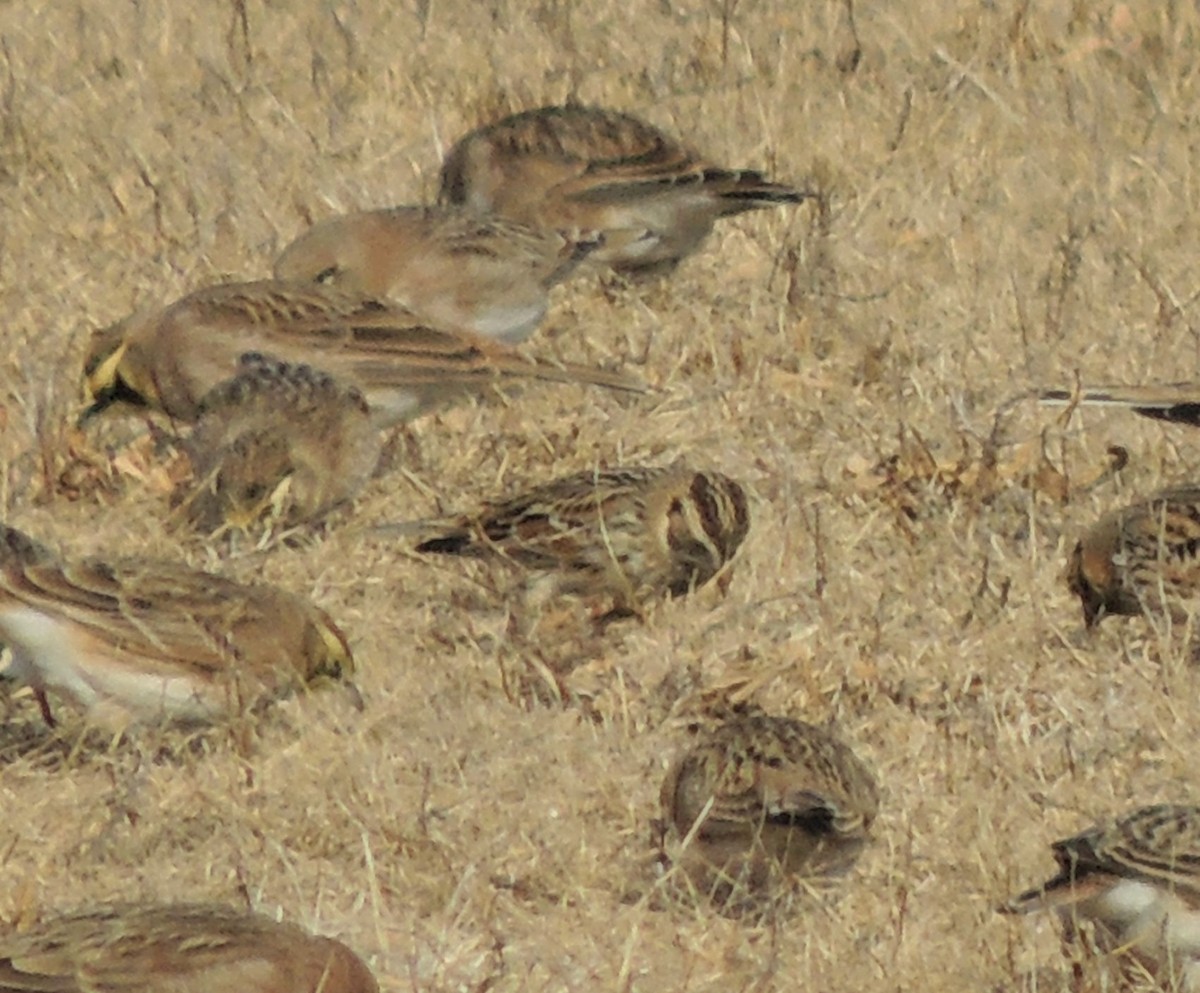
[{"left": 1039, "top": 383, "right": 1200, "bottom": 427}]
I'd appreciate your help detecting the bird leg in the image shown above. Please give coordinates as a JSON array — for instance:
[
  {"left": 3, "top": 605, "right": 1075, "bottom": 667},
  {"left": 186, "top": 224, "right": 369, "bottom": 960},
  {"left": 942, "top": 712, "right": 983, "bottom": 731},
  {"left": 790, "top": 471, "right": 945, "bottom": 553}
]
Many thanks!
[{"left": 34, "top": 688, "right": 57, "bottom": 728}]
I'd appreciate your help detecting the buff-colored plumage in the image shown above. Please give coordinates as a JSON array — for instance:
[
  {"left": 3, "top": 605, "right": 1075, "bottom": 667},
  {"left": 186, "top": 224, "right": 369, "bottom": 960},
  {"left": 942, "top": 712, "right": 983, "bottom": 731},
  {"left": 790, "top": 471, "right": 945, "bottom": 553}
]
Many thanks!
[
  {"left": 439, "top": 104, "right": 811, "bottom": 277},
  {"left": 0, "top": 523, "right": 356, "bottom": 729},
  {"left": 399, "top": 464, "right": 750, "bottom": 614},
  {"left": 0, "top": 903, "right": 377, "bottom": 993},
  {"left": 81, "top": 280, "right": 644, "bottom": 426},
  {"left": 175, "top": 354, "right": 382, "bottom": 536},
  {"left": 661, "top": 703, "right": 879, "bottom": 891},
  {"left": 274, "top": 205, "right": 603, "bottom": 343},
  {"left": 1001, "top": 804, "right": 1200, "bottom": 990},
  {"left": 1066, "top": 487, "right": 1200, "bottom": 628}
]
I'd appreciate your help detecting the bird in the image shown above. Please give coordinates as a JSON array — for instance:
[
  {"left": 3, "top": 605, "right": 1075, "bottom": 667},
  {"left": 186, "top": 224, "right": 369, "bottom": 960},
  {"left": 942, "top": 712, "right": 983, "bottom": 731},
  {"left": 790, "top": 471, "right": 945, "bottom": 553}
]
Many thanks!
[
  {"left": 81, "top": 280, "right": 645, "bottom": 426},
  {"left": 174, "top": 353, "right": 383, "bottom": 536},
  {"left": 1065, "top": 486, "right": 1200, "bottom": 628},
  {"left": 0, "top": 902, "right": 378, "bottom": 993},
  {"left": 1040, "top": 382, "right": 1200, "bottom": 428},
  {"left": 660, "top": 701, "right": 880, "bottom": 892},
  {"left": 0, "top": 522, "right": 357, "bottom": 730},
  {"left": 1000, "top": 804, "right": 1200, "bottom": 990},
  {"left": 395, "top": 463, "right": 751, "bottom": 616},
  {"left": 438, "top": 103, "right": 812, "bottom": 277},
  {"left": 274, "top": 205, "right": 605, "bottom": 343}
]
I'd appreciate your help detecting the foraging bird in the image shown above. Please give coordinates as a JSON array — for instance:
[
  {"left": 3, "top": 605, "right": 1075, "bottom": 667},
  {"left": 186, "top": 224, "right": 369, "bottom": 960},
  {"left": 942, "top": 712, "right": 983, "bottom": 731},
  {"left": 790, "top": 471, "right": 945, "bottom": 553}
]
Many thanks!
[
  {"left": 1040, "top": 383, "right": 1200, "bottom": 428},
  {"left": 274, "top": 205, "right": 604, "bottom": 343},
  {"left": 1000, "top": 804, "right": 1200, "bottom": 991},
  {"left": 81, "top": 280, "right": 644, "bottom": 426},
  {"left": 0, "top": 523, "right": 356, "bottom": 730},
  {"left": 176, "top": 354, "right": 383, "bottom": 536},
  {"left": 1066, "top": 487, "right": 1200, "bottom": 628},
  {"left": 0, "top": 902, "right": 378, "bottom": 993},
  {"left": 399, "top": 464, "right": 750, "bottom": 616},
  {"left": 661, "top": 702, "right": 879, "bottom": 891},
  {"left": 439, "top": 104, "right": 812, "bottom": 277}
]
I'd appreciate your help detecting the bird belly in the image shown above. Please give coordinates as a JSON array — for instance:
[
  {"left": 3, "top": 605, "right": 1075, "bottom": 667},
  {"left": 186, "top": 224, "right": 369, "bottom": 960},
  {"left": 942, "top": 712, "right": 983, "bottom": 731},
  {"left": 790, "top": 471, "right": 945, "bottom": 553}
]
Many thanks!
[
  {"left": 75, "top": 662, "right": 223, "bottom": 725},
  {"left": 467, "top": 302, "right": 546, "bottom": 344},
  {"left": 360, "top": 388, "right": 425, "bottom": 427},
  {"left": 1162, "top": 902, "right": 1200, "bottom": 963},
  {"left": 0, "top": 605, "right": 218, "bottom": 725},
  {"left": 591, "top": 209, "right": 713, "bottom": 271},
  {"left": 1076, "top": 879, "right": 1200, "bottom": 970},
  {"left": 1076, "top": 879, "right": 1165, "bottom": 934},
  {"left": 0, "top": 605, "right": 100, "bottom": 703}
]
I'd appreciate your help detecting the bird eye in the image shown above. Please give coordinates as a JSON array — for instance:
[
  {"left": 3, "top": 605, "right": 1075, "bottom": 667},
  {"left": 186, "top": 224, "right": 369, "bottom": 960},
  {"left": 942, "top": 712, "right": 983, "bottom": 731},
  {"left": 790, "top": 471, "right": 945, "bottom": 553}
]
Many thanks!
[{"left": 315, "top": 266, "right": 340, "bottom": 284}]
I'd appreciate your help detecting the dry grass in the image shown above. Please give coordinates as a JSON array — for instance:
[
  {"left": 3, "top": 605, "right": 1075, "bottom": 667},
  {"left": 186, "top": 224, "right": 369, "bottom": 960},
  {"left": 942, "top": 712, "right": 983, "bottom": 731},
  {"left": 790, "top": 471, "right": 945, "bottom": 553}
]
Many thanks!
[{"left": 2, "top": 1, "right": 1200, "bottom": 989}]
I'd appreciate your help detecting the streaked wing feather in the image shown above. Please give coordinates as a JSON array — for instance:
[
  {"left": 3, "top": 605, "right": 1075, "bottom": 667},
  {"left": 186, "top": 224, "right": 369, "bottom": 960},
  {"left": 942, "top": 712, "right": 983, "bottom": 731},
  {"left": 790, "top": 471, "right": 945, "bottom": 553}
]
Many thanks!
[{"left": 6, "top": 557, "right": 274, "bottom": 677}]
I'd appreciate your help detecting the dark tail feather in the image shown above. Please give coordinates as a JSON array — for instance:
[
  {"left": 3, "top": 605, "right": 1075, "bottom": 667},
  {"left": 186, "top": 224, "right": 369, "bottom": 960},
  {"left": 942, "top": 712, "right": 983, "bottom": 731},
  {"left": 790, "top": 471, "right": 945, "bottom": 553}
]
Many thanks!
[
  {"left": 572, "top": 169, "right": 816, "bottom": 209},
  {"left": 717, "top": 178, "right": 813, "bottom": 205},
  {"left": 369, "top": 519, "right": 479, "bottom": 555},
  {"left": 520, "top": 358, "right": 648, "bottom": 394},
  {"left": 1129, "top": 404, "right": 1200, "bottom": 427},
  {"left": 996, "top": 885, "right": 1045, "bottom": 915},
  {"left": 415, "top": 533, "right": 474, "bottom": 555},
  {"left": 706, "top": 169, "right": 815, "bottom": 211},
  {"left": 1039, "top": 385, "right": 1200, "bottom": 428}
]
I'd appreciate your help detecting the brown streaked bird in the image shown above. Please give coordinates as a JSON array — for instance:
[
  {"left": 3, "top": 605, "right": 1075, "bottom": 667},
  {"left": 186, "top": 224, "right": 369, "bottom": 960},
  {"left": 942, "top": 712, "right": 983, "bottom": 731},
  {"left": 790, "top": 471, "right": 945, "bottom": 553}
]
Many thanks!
[
  {"left": 1000, "top": 804, "right": 1200, "bottom": 990},
  {"left": 438, "top": 104, "right": 812, "bottom": 277},
  {"left": 0, "top": 523, "right": 357, "bottom": 730},
  {"left": 1066, "top": 487, "right": 1200, "bottom": 628},
  {"left": 175, "top": 353, "right": 383, "bottom": 536},
  {"left": 395, "top": 464, "right": 750, "bottom": 615},
  {"left": 81, "top": 280, "right": 645, "bottom": 426},
  {"left": 274, "top": 205, "right": 604, "bottom": 343},
  {"left": 0, "top": 902, "right": 378, "bottom": 993},
  {"left": 1041, "top": 382, "right": 1200, "bottom": 428},
  {"left": 661, "top": 702, "right": 880, "bottom": 892}
]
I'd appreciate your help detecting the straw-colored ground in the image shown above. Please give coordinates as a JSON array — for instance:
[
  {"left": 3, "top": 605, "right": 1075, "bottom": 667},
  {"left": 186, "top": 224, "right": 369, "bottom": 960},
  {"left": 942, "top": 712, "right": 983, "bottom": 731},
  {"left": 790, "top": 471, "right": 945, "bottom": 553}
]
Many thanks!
[{"left": 2, "top": 1, "right": 1199, "bottom": 989}]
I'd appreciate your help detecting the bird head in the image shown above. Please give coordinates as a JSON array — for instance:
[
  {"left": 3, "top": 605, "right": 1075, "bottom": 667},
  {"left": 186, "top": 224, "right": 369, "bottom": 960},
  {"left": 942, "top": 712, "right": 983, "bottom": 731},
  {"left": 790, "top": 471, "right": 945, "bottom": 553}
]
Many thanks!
[{"left": 80, "top": 318, "right": 163, "bottom": 422}]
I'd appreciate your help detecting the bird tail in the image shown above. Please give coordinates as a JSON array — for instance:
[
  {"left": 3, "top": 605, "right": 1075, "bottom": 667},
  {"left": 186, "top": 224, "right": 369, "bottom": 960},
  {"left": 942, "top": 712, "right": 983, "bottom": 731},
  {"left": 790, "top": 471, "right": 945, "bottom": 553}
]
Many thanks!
[
  {"left": 367, "top": 516, "right": 476, "bottom": 555},
  {"left": 413, "top": 532, "right": 474, "bottom": 555},
  {"left": 703, "top": 168, "right": 816, "bottom": 210},
  {"left": 571, "top": 168, "right": 816, "bottom": 211},
  {"left": 513, "top": 355, "right": 649, "bottom": 393},
  {"left": 997, "top": 873, "right": 1107, "bottom": 915},
  {"left": 997, "top": 883, "right": 1057, "bottom": 915},
  {"left": 1039, "top": 383, "right": 1200, "bottom": 427}
]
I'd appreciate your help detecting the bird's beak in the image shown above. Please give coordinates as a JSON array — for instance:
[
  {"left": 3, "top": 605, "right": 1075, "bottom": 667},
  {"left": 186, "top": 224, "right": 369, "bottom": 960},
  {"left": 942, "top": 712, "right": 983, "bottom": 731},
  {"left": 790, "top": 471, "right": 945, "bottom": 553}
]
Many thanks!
[{"left": 77, "top": 394, "right": 114, "bottom": 426}]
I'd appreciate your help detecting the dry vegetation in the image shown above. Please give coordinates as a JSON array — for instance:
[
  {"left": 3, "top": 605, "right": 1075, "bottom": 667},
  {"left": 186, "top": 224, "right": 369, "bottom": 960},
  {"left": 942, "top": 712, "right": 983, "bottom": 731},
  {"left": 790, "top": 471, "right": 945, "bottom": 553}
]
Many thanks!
[{"left": 2, "top": 1, "right": 1200, "bottom": 989}]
